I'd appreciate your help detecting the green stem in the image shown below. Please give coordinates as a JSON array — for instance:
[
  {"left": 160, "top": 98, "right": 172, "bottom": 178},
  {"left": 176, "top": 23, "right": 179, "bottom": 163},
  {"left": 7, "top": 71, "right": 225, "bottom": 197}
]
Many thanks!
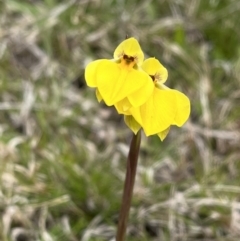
[{"left": 116, "top": 130, "right": 141, "bottom": 241}]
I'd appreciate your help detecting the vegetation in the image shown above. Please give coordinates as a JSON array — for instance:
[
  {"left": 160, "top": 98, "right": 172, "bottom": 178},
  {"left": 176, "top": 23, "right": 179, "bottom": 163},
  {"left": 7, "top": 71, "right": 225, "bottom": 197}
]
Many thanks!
[{"left": 0, "top": 0, "right": 240, "bottom": 240}]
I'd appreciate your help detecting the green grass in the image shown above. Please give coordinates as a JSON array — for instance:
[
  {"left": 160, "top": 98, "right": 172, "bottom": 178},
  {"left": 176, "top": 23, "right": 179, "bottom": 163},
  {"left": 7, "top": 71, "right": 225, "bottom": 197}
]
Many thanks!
[{"left": 1, "top": 0, "right": 240, "bottom": 240}]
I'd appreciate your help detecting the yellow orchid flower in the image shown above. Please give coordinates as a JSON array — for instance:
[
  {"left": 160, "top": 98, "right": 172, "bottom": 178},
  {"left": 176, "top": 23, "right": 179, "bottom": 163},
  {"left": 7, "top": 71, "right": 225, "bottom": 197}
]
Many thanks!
[
  {"left": 85, "top": 38, "right": 154, "bottom": 107},
  {"left": 127, "top": 58, "right": 190, "bottom": 139}
]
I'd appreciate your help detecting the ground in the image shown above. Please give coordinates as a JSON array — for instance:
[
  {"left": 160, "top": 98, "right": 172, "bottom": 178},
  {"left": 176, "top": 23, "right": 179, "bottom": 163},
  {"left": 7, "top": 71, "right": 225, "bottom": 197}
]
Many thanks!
[{"left": 0, "top": 0, "right": 240, "bottom": 240}]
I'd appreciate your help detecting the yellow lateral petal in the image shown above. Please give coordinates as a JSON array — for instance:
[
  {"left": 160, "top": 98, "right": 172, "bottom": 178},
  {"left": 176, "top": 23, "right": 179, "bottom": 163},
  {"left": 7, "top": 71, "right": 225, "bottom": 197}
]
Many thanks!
[
  {"left": 128, "top": 106, "right": 143, "bottom": 126},
  {"left": 138, "top": 88, "right": 177, "bottom": 136},
  {"left": 142, "top": 58, "right": 168, "bottom": 84},
  {"left": 85, "top": 59, "right": 104, "bottom": 87},
  {"left": 115, "top": 98, "right": 132, "bottom": 115},
  {"left": 96, "top": 60, "right": 151, "bottom": 106},
  {"left": 95, "top": 89, "right": 102, "bottom": 102},
  {"left": 157, "top": 127, "right": 170, "bottom": 141},
  {"left": 127, "top": 75, "right": 154, "bottom": 107},
  {"left": 156, "top": 87, "right": 190, "bottom": 126},
  {"left": 124, "top": 115, "right": 142, "bottom": 134},
  {"left": 172, "top": 90, "right": 190, "bottom": 126},
  {"left": 113, "top": 38, "right": 144, "bottom": 65}
]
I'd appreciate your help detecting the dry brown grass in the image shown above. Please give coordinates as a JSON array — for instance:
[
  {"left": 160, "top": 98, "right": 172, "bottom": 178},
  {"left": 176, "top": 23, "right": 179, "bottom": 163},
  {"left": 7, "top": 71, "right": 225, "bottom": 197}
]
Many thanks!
[{"left": 0, "top": 0, "right": 240, "bottom": 240}]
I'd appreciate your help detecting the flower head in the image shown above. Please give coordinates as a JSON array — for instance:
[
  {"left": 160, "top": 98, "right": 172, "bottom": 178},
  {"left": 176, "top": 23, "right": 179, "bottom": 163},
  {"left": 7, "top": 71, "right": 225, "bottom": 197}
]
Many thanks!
[
  {"left": 85, "top": 38, "right": 190, "bottom": 141},
  {"left": 125, "top": 58, "right": 190, "bottom": 140},
  {"left": 85, "top": 38, "right": 154, "bottom": 107}
]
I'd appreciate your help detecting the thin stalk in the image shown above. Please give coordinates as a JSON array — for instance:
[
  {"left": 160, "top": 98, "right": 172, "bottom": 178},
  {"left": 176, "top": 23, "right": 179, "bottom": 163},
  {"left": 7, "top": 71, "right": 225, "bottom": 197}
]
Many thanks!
[{"left": 116, "top": 130, "right": 141, "bottom": 241}]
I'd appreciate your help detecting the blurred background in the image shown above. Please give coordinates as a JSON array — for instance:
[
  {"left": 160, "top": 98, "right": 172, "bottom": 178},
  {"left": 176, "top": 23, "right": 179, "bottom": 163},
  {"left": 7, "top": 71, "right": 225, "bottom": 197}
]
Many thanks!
[{"left": 0, "top": 0, "right": 240, "bottom": 240}]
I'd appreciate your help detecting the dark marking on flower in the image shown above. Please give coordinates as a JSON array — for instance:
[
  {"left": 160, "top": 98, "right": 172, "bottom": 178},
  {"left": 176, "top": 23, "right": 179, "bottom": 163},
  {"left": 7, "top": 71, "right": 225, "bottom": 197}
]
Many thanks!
[
  {"left": 150, "top": 75, "right": 155, "bottom": 81},
  {"left": 123, "top": 54, "right": 135, "bottom": 62},
  {"left": 123, "top": 54, "right": 135, "bottom": 65}
]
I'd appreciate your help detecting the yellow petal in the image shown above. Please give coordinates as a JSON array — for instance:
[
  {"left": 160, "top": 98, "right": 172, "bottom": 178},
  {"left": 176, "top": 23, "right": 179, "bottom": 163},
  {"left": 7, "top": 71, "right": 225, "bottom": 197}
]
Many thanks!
[
  {"left": 127, "top": 76, "right": 154, "bottom": 107},
  {"left": 134, "top": 88, "right": 177, "bottom": 136},
  {"left": 124, "top": 115, "right": 142, "bottom": 134},
  {"left": 128, "top": 106, "right": 143, "bottom": 126},
  {"left": 113, "top": 38, "right": 144, "bottom": 65},
  {"left": 85, "top": 59, "right": 104, "bottom": 87},
  {"left": 156, "top": 83, "right": 169, "bottom": 90},
  {"left": 96, "top": 60, "right": 151, "bottom": 106},
  {"left": 95, "top": 89, "right": 102, "bottom": 102},
  {"left": 157, "top": 127, "right": 170, "bottom": 141},
  {"left": 142, "top": 58, "right": 168, "bottom": 84},
  {"left": 115, "top": 98, "right": 132, "bottom": 115},
  {"left": 172, "top": 90, "right": 190, "bottom": 126}
]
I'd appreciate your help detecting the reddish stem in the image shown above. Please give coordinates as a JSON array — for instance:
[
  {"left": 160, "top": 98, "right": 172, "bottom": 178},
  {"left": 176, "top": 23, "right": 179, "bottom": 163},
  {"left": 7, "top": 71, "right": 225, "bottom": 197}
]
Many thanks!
[{"left": 116, "top": 130, "right": 141, "bottom": 241}]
